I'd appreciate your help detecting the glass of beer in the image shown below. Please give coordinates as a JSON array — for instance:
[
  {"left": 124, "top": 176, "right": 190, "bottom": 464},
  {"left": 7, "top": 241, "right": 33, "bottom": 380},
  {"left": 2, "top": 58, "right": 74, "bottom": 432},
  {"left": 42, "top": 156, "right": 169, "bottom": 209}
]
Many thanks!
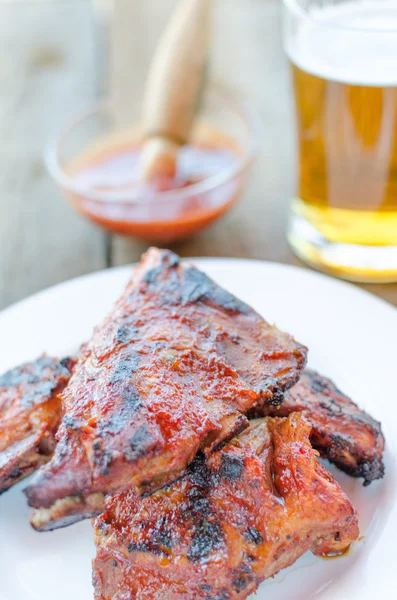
[{"left": 283, "top": 0, "right": 397, "bottom": 282}]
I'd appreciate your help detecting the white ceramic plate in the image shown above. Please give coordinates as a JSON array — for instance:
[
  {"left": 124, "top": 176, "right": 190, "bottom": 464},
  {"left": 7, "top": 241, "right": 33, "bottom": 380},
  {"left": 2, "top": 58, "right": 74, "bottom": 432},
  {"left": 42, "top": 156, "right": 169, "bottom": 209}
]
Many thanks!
[{"left": 0, "top": 259, "right": 396, "bottom": 600}]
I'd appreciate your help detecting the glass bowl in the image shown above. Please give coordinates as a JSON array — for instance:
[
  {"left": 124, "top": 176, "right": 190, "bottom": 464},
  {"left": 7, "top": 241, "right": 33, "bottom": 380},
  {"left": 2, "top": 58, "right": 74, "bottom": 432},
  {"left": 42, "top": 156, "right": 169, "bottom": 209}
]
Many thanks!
[{"left": 46, "top": 86, "right": 259, "bottom": 243}]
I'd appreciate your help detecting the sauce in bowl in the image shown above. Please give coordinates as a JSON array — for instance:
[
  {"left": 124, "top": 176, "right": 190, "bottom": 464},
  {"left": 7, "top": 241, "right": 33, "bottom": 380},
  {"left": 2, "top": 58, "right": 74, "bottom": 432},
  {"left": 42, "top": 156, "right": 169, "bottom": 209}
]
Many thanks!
[{"left": 63, "top": 126, "right": 244, "bottom": 242}]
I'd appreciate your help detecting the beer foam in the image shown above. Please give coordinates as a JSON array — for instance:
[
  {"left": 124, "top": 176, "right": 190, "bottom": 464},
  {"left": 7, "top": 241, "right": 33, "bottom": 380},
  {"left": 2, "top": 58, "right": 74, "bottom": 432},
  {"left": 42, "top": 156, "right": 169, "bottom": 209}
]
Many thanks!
[{"left": 286, "top": 0, "right": 397, "bottom": 86}]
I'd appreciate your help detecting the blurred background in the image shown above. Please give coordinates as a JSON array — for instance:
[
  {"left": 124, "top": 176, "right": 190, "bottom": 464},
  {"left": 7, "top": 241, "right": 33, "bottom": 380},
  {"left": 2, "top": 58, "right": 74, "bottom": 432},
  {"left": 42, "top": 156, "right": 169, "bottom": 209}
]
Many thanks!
[{"left": 0, "top": 0, "right": 396, "bottom": 310}]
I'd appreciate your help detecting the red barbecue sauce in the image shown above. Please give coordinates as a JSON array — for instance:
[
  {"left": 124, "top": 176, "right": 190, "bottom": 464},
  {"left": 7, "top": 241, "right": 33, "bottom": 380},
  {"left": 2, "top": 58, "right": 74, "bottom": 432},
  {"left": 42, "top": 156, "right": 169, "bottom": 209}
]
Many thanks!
[{"left": 64, "top": 129, "right": 242, "bottom": 242}]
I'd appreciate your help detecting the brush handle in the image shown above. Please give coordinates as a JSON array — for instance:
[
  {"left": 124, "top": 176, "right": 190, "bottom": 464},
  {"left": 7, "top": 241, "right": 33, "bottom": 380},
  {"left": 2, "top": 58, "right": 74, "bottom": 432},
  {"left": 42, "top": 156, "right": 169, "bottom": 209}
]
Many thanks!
[{"left": 140, "top": 0, "right": 210, "bottom": 180}]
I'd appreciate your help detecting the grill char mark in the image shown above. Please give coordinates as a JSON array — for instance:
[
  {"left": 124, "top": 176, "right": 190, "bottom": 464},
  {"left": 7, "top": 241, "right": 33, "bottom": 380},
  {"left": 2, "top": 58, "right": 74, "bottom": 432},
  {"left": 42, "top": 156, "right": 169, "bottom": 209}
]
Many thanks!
[
  {"left": 181, "top": 268, "right": 250, "bottom": 314},
  {"left": 219, "top": 454, "right": 245, "bottom": 481},
  {"left": 0, "top": 356, "right": 73, "bottom": 494},
  {"left": 255, "top": 369, "right": 385, "bottom": 485}
]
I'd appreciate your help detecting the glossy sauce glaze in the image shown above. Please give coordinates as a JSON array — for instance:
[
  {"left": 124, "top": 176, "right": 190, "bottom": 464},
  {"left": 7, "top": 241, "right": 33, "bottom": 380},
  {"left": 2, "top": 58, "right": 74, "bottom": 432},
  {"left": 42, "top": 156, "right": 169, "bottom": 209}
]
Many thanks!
[
  {"left": 93, "top": 413, "right": 359, "bottom": 600},
  {"left": 24, "top": 248, "right": 308, "bottom": 532},
  {"left": 64, "top": 128, "right": 242, "bottom": 242}
]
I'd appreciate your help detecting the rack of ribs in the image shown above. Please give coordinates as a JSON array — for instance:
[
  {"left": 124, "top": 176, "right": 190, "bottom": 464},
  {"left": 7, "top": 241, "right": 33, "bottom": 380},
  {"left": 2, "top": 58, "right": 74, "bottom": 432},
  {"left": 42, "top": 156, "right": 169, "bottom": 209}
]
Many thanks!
[
  {"left": 24, "top": 248, "right": 307, "bottom": 530},
  {"left": 258, "top": 369, "right": 385, "bottom": 485},
  {"left": 93, "top": 413, "right": 359, "bottom": 600},
  {"left": 0, "top": 361, "right": 382, "bottom": 512},
  {"left": 0, "top": 356, "right": 73, "bottom": 494}
]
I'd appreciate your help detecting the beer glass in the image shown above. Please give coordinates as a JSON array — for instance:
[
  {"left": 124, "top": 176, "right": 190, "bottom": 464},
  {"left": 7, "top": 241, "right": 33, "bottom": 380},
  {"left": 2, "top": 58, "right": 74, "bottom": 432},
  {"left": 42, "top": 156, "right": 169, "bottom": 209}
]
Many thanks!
[{"left": 283, "top": 0, "right": 397, "bottom": 282}]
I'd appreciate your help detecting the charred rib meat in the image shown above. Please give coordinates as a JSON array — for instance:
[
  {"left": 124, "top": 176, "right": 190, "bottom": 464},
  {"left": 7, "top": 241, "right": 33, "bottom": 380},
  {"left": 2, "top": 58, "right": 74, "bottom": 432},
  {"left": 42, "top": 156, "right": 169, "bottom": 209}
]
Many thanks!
[
  {"left": 0, "top": 355, "right": 72, "bottom": 494},
  {"left": 8, "top": 361, "right": 382, "bottom": 493},
  {"left": 259, "top": 369, "right": 385, "bottom": 485},
  {"left": 93, "top": 413, "right": 359, "bottom": 600},
  {"left": 25, "top": 248, "right": 307, "bottom": 530}
]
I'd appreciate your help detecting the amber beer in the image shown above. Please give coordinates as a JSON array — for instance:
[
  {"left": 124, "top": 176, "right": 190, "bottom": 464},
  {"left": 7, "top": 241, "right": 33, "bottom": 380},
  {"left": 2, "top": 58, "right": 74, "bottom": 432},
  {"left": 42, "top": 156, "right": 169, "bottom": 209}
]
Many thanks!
[
  {"left": 284, "top": 0, "right": 397, "bottom": 281},
  {"left": 292, "top": 66, "right": 397, "bottom": 246}
]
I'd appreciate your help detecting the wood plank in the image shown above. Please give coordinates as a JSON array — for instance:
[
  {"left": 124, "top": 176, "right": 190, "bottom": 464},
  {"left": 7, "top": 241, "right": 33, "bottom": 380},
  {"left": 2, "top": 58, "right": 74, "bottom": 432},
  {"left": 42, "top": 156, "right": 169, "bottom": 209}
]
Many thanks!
[
  {"left": 359, "top": 282, "right": 397, "bottom": 306},
  {"left": 0, "top": 2, "right": 106, "bottom": 310}
]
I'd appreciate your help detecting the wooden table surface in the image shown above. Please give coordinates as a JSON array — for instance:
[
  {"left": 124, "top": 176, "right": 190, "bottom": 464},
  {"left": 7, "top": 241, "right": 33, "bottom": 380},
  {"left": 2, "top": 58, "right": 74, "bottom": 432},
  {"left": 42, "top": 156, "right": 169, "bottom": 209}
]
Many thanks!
[{"left": 1, "top": 0, "right": 397, "bottom": 311}]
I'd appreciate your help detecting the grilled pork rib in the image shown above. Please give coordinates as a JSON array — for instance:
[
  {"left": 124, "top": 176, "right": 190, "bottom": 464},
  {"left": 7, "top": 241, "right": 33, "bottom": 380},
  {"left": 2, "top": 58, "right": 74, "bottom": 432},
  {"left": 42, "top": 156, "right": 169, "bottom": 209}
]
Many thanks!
[
  {"left": 93, "top": 413, "right": 359, "bottom": 600},
  {"left": 258, "top": 369, "right": 385, "bottom": 485},
  {"left": 0, "top": 356, "right": 73, "bottom": 494},
  {"left": 25, "top": 248, "right": 307, "bottom": 530},
  {"left": 0, "top": 362, "right": 382, "bottom": 508}
]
